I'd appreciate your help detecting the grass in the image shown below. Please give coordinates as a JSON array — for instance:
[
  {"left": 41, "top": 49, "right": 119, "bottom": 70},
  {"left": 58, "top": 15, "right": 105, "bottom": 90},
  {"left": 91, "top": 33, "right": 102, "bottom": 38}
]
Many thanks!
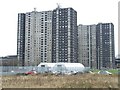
[
  {"left": 1, "top": 73, "right": 119, "bottom": 88},
  {"left": 91, "top": 69, "right": 119, "bottom": 74},
  {"left": 107, "top": 69, "right": 119, "bottom": 74}
]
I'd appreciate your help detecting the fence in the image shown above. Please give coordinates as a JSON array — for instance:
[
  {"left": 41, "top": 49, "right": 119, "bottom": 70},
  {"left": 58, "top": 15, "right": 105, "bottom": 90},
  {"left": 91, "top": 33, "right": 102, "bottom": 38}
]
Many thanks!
[{"left": 0, "top": 66, "right": 89, "bottom": 76}]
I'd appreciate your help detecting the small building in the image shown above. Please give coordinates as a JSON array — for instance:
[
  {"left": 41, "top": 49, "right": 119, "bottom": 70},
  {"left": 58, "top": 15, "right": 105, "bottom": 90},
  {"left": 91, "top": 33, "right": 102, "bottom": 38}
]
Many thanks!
[
  {"left": 38, "top": 63, "right": 85, "bottom": 74},
  {"left": 0, "top": 55, "right": 17, "bottom": 66}
]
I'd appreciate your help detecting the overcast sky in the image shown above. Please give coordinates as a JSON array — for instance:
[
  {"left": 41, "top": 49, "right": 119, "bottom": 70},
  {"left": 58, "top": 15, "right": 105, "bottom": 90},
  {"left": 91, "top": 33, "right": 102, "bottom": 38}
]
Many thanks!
[{"left": 0, "top": 0, "right": 119, "bottom": 57}]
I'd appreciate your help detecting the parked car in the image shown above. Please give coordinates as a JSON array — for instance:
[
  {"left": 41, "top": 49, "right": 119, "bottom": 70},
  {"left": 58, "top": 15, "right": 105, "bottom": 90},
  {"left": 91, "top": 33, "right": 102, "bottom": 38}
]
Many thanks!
[{"left": 25, "top": 70, "right": 37, "bottom": 75}]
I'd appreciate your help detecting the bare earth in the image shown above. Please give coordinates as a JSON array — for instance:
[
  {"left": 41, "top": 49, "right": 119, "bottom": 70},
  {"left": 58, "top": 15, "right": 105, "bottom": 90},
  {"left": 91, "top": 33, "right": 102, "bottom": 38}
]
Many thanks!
[{"left": 1, "top": 73, "right": 119, "bottom": 88}]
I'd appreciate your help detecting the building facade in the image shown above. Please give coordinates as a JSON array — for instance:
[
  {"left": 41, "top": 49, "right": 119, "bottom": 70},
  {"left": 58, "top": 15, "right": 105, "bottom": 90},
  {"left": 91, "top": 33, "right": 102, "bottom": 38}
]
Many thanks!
[
  {"left": 52, "top": 7, "right": 78, "bottom": 63},
  {"left": 118, "top": 2, "right": 120, "bottom": 56},
  {"left": 96, "top": 23, "right": 115, "bottom": 69},
  {"left": 0, "top": 55, "right": 17, "bottom": 66},
  {"left": 25, "top": 10, "right": 52, "bottom": 66},
  {"left": 17, "top": 13, "right": 25, "bottom": 66},
  {"left": 17, "top": 9, "right": 53, "bottom": 66},
  {"left": 78, "top": 24, "right": 97, "bottom": 68}
]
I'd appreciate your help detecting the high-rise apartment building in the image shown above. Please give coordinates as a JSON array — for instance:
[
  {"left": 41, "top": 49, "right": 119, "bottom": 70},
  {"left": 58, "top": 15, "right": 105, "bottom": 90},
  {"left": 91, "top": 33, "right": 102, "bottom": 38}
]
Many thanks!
[
  {"left": 52, "top": 7, "right": 78, "bottom": 63},
  {"left": 78, "top": 24, "right": 97, "bottom": 68},
  {"left": 25, "top": 10, "right": 52, "bottom": 66},
  {"left": 17, "top": 9, "right": 52, "bottom": 66},
  {"left": 118, "top": 2, "right": 120, "bottom": 56},
  {"left": 78, "top": 23, "right": 115, "bottom": 69},
  {"left": 17, "top": 13, "right": 25, "bottom": 66},
  {"left": 17, "top": 7, "right": 115, "bottom": 69},
  {"left": 96, "top": 23, "right": 115, "bottom": 69}
]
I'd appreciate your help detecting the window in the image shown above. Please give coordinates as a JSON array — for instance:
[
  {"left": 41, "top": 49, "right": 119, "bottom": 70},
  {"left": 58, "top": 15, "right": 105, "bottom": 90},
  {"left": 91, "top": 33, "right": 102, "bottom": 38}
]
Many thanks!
[
  {"left": 41, "top": 29, "right": 43, "bottom": 33},
  {"left": 41, "top": 65, "right": 45, "bottom": 67},
  {"left": 45, "top": 17, "right": 47, "bottom": 21},
  {"left": 45, "top": 53, "right": 47, "bottom": 57},
  {"left": 41, "top": 41, "right": 43, "bottom": 45}
]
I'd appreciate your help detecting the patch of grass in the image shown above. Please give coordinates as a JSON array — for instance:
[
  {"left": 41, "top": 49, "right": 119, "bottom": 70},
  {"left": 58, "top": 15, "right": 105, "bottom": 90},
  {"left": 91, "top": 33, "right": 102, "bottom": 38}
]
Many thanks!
[{"left": 107, "top": 69, "right": 118, "bottom": 74}]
